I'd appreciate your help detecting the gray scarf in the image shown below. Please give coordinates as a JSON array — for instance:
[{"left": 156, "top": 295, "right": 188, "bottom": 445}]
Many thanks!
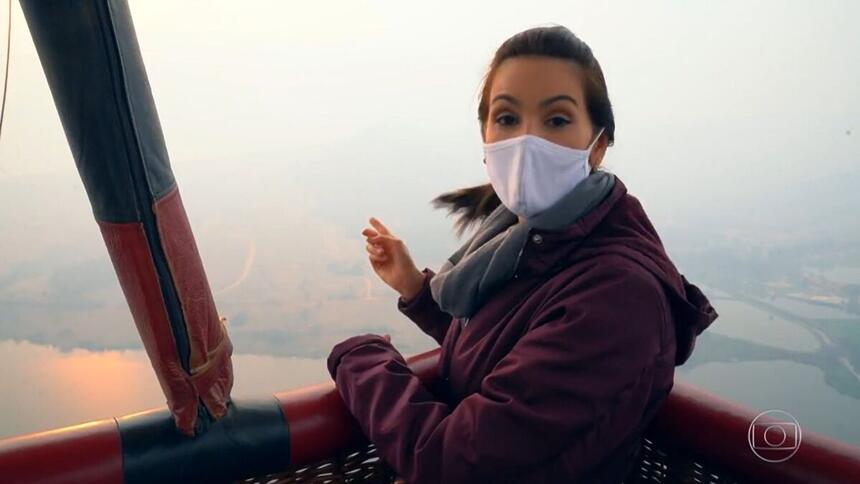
[{"left": 429, "top": 170, "right": 616, "bottom": 323}]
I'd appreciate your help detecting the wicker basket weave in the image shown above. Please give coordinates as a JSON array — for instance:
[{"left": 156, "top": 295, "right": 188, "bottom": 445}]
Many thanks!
[{"left": 237, "top": 436, "right": 744, "bottom": 484}]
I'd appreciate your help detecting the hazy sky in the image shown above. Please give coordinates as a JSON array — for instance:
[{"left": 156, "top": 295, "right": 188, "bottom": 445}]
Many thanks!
[{"left": 2, "top": 0, "right": 858, "bottom": 210}]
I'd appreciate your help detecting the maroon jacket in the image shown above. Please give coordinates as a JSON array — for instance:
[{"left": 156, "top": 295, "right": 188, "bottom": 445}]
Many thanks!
[{"left": 327, "top": 175, "right": 718, "bottom": 483}]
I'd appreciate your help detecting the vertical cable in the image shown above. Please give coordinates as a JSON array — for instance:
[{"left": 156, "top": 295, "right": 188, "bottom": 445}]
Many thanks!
[{"left": 0, "top": 0, "right": 11, "bottom": 143}]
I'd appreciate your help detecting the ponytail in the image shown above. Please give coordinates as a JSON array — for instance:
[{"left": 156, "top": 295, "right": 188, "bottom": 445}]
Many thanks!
[{"left": 431, "top": 183, "right": 501, "bottom": 238}]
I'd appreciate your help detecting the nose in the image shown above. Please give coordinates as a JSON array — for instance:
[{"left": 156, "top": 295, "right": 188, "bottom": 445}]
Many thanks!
[{"left": 520, "top": 118, "right": 537, "bottom": 137}]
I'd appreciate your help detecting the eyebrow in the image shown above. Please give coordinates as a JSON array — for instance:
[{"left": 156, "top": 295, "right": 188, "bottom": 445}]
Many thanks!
[{"left": 491, "top": 94, "right": 579, "bottom": 108}]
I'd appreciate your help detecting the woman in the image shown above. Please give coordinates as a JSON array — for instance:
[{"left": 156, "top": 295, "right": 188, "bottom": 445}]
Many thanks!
[{"left": 327, "top": 25, "right": 718, "bottom": 483}]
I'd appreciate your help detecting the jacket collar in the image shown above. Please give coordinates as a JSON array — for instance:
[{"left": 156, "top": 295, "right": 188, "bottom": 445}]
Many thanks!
[{"left": 516, "top": 174, "right": 628, "bottom": 278}]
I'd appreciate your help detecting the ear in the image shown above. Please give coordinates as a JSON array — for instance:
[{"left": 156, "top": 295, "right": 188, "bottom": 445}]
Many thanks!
[{"left": 589, "top": 132, "right": 609, "bottom": 170}]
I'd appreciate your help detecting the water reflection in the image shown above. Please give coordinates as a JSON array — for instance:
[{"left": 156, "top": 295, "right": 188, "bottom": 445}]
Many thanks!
[
  {"left": 0, "top": 339, "right": 328, "bottom": 440},
  {"left": 683, "top": 292, "right": 860, "bottom": 399},
  {"left": 704, "top": 298, "right": 821, "bottom": 352},
  {"left": 680, "top": 292, "right": 860, "bottom": 447}
]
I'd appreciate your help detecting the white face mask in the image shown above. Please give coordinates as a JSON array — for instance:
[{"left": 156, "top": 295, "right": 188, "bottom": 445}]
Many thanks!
[{"left": 483, "top": 128, "right": 604, "bottom": 219}]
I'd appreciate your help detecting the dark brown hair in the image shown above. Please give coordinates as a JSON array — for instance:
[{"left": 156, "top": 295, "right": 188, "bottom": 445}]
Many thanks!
[{"left": 431, "top": 25, "right": 615, "bottom": 237}]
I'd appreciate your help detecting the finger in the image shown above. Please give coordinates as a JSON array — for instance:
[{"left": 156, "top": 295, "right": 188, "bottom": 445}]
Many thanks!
[
  {"left": 366, "top": 243, "right": 387, "bottom": 257},
  {"left": 367, "top": 234, "right": 396, "bottom": 246},
  {"left": 361, "top": 227, "right": 378, "bottom": 238},
  {"left": 369, "top": 217, "right": 391, "bottom": 236},
  {"left": 365, "top": 243, "right": 385, "bottom": 255},
  {"left": 367, "top": 254, "right": 388, "bottom": 262},
  {"left": 368, "top": 252, "right": 387, "bottom": 263}
]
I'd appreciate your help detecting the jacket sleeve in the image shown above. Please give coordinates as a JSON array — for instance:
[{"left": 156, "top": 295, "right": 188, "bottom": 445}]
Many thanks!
[
  {"left": 326, "top": 264, "right": 669, "bottom": 484},
  {"left": 396, "top": 267, "right": 453, "bottom": 346}
]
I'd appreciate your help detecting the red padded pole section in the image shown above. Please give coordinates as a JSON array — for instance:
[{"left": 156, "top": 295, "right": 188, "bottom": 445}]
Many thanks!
[
  {"left": 0, "top": 419, "right": 123, "bottom": 484},
  {"left": 153, "top": 185, "right": 234, "bottom": 426},
  {"left": 98, "top": 221, "right": 199, "bottom": 435},
  {"left": 276, "top": 348, "right": 441, "bottom": 466},
  {"left": 650, "top": 379, "right": 860, "bottom": 484}
]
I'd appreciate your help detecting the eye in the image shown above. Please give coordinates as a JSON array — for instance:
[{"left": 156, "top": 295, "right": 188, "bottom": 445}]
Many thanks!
[
  {"left": 494, "top": 113, "right": 518, "bottom": 126},
  {"left": 546, "top": 115, "right": 571, "bottom": 128}
]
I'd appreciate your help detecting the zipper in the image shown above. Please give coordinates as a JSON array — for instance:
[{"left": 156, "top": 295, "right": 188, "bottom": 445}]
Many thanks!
[{"left": 512, "top": 228, "right": 529, "bottom": 279}]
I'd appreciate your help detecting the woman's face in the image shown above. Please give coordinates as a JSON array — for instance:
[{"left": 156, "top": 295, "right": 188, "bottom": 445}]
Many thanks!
[{"left": 483, "top": 56, "right": 607, "bottom": 169}]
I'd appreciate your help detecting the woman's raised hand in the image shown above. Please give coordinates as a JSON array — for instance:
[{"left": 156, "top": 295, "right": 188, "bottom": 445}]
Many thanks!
[{"left": 362, "top": 217, "right": 425, "bottom": 301}]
